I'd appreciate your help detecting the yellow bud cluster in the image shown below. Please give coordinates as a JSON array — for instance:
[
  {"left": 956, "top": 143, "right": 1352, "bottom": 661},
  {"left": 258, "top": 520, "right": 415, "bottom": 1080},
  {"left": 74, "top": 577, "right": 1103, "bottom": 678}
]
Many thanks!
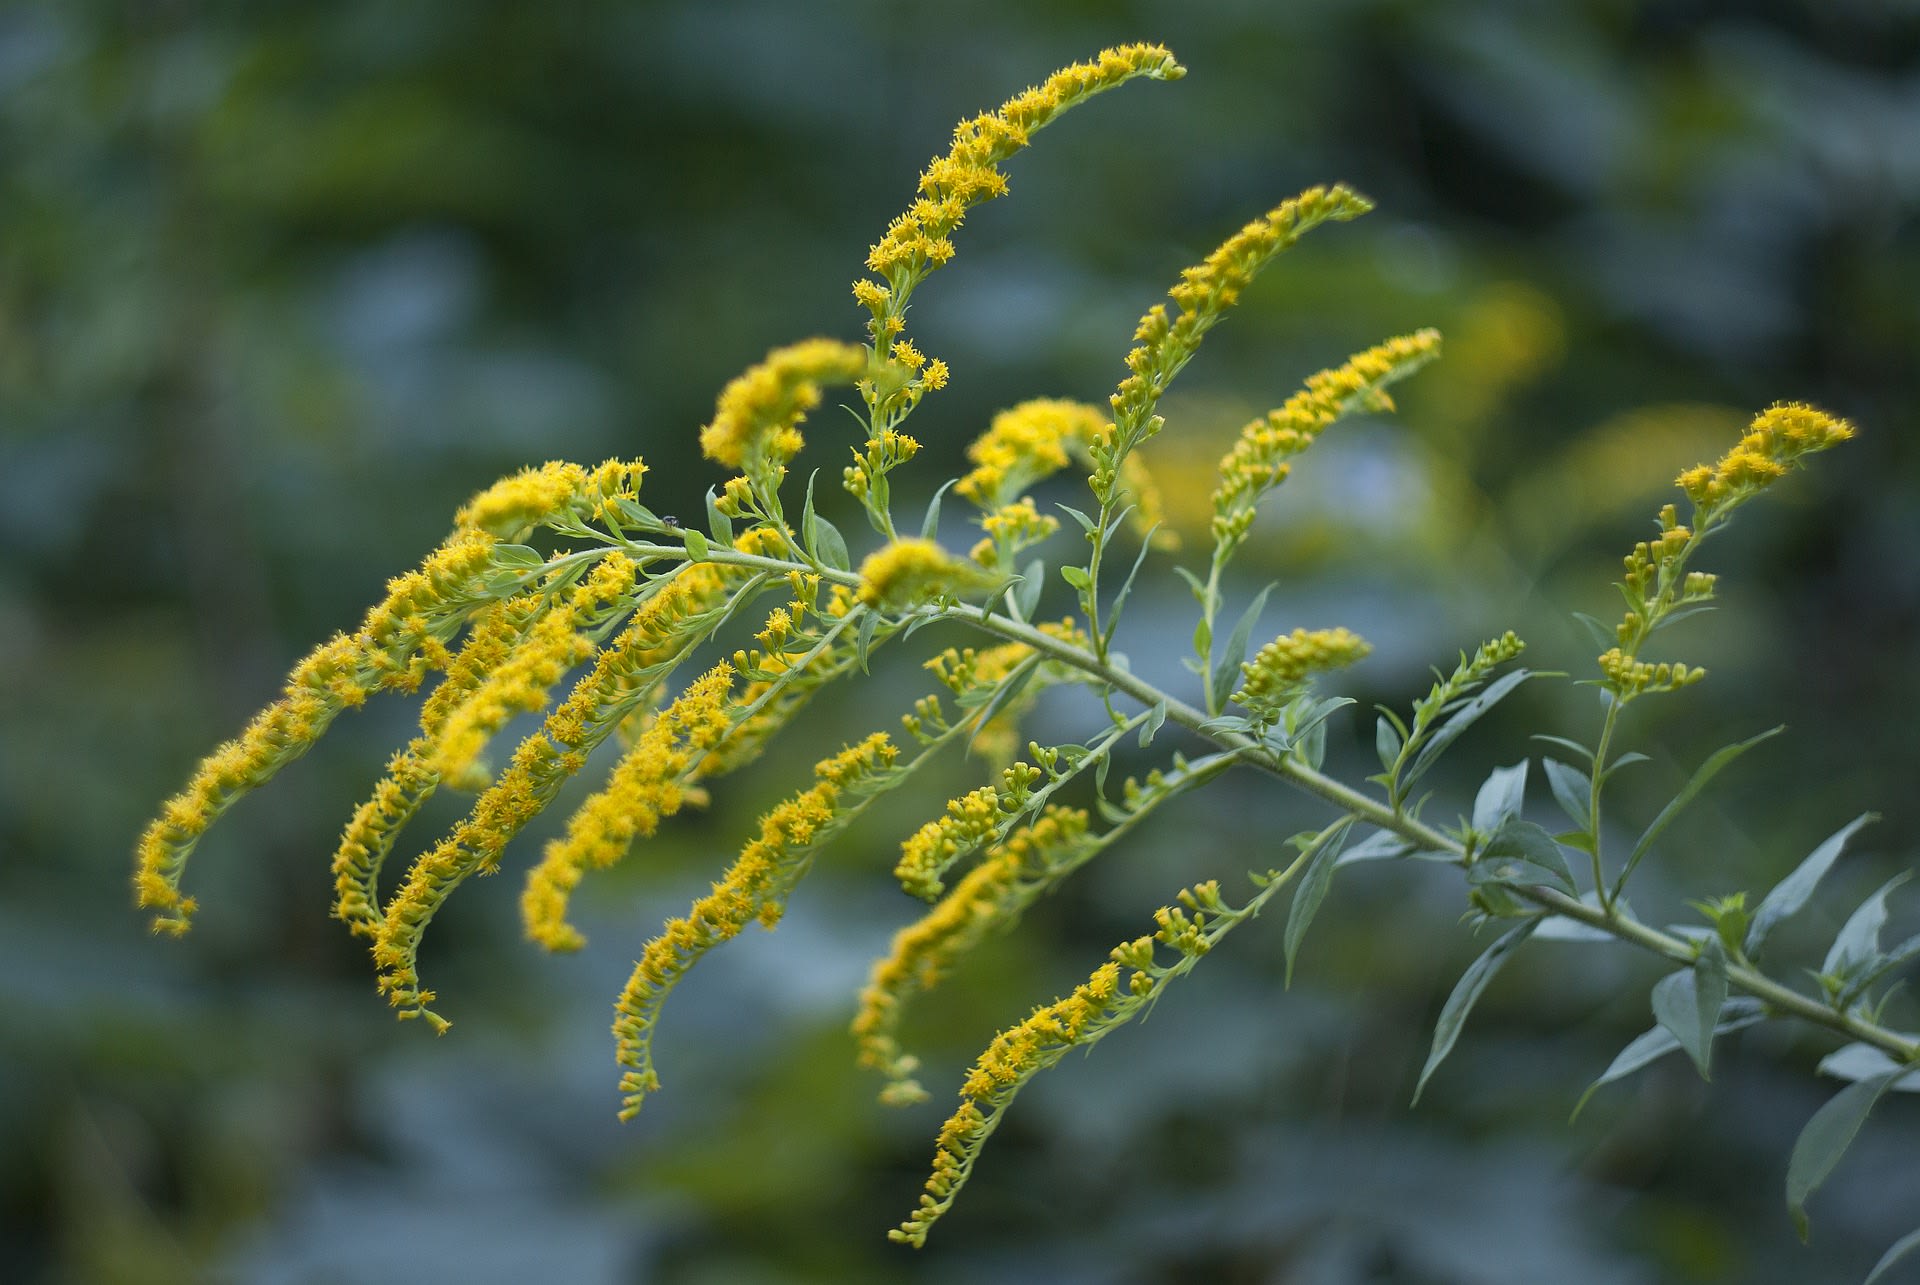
[
  {"left": 853, "top": 807, "right": 1090, "bottom": 1102},
  {"left": 135, "top": 529, "right": 500, "bottom": 934},
  {"left": 520, "top": 663, "right": 737, "bottom": 953},
  {"left": 612, "top": 732, "right": 901, "bottom": 1119},
  {"left": 856, "top": 538, "right": 995, "bottom": 609},
  {"left": 1211, "top": 330, "right": 1443, "bottom": 544},
  {"left": 858, "top": 44, "right": 1182, "bottom": 297},
  {"left": 1597, "top": 647, "right": 1705, "bottom": 696},
  {"left": 1234, "top": 627, "right": 1372, "bottom": 710},
  {"left": 970, "top": 497, "right": 1060, "bottom": 568},
  {"left": 1676, "top": 402, "right": 1854, "bottom": 513},
  {"left": 697, "top": 339, "right": 870, "bottom": 469}
]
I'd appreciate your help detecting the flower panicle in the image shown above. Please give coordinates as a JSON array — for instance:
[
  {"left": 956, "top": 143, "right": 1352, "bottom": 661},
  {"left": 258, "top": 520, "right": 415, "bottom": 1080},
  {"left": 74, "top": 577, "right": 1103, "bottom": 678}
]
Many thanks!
[
  {"left": 698, "top": 339, "right": 872, "bottom": 470},
  {"left": 856, "top": 45, "right": 1183, "bottom": 332},
  {"left": 612, "top": 732, "right": 901, "bottom": 1119},
  {"left": 135, "top": 528, "right": 503, "bottom": 934},
  {"left": 520, "top": 663, "right": 737, "bottom": 954},
  {"left": 1600, "top": 403, "right": 1853, "bottom": 696},
  {"left": 891, "top": 874, "right": 1264, "bottom": 1248},
  {"left": 371, "top": 559, "right": 766, "bottom": 1032},
  {"left": 1233, "top": 626, "right": 1372, "bottom": 713},
  {"left": 1211, "top": 329, "right": 1443, "bottom": 546},
  {"left": 856, "top": 538, "right": 998, "bottom": 610},
  {"left": 853, "top": 806, "right": 1091, "bottom": 1104}
]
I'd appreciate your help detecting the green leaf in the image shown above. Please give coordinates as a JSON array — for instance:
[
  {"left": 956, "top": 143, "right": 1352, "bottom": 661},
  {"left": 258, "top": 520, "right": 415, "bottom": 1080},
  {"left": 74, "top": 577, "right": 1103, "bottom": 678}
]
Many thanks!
[
  {"left": 1172, "top": 565, "right": 1208, "bottom": 605},
  {"left": 965, "top": 658, "right": 1039, "bottom": 753},
  {"left": 1404, "top": 670, "right": 1535, "bottom": 788},
  {"left": 1816, "top": 1043, "right": 1920, "bottom": 1091},
  {"left": 1336, "top": 830, "right": 1415, "bottom": 866},
  {"left": 811, "top": 514, "right": 850, "bottom": 572},
  {"left": 1413, "top": 920, "right": 1538, "bottom": 1104},
  {"left": 1139, "top": 700, "right": 1168, "bottom": 748},
  {"left": 1013, "top": 559, "right": 1044, "bottom": 620},
  {"left": 704, "top": 488, "right": 733, "bottom": 544},
  {"left": 1059, "top": 565, "right": 1091, "bottom": 591},
  {"left": 854, "top": 610, "right": 881, "bottom": 674},
  {"left": 1375, "top": 716, "right": 1403, "bottom": 773},
  {"left": 1542, "top": 757, "right": 1592, "bottom": 833},
  {"left": 1470, "top": 820, "right": 1576, "bottom": 897},
  {"left": 1787, "top": 1072, "right": 1900, "bottom": 1241},
  {"left": 1746, "top": 812, "right": 1878, "bottom": 957},
  {"left": 1284, "top": 819, "right": 1354, "bottom": 986},
  {"left": 1571, "top": 999, "right": 1766, "bottom": 1118},
  {"left": 920, "top": 479, "right": 955, "bottom": 540},
  {"left": 1055, "top": 503, "right": 1097, "bottom": 534},
  {"left": 1651, "top": 938, "right": 1729, "bottom": 1080},
  {"left": 1471, "top": 761, "right": 1529, "bottom": 836},
  {"left": 1615, "top": 726, "right": 1783, "bottom": 898},
  {"left": 680, "top": 527, "right": 709, "bottom": 560},
  {"left": 1866, "top": 1226, "right": 1920, "bottom": 1284},
  {"left": 1211, "top": 584, "right": 1273, "bottom": 716},
  {"left": 1571, "top": 612, "right": 1615, "bottom": 649},
  {"left": 1103, "top": 530, "right": 1157, "bottom": 646},
  {"left": 489, "top": 543, "right": 544, "bottom": 567},
  {"left": 1825, "top": 871, "right": 1912, "bottom": 981},
  {"left": 1531, "top": 734, "right": 1593, "bottom": 765}
]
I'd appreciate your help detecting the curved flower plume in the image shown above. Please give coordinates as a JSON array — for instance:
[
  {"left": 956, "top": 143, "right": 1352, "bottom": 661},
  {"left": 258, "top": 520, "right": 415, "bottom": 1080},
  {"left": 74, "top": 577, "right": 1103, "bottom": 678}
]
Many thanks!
[{"left": 698, "top": 339, "right": 872, "bottom": 471}]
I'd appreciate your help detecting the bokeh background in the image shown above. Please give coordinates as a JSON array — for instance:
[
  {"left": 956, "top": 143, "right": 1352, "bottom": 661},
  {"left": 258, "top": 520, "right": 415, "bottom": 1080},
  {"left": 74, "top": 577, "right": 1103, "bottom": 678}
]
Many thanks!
[{"left": 3, "top": 2, "right": 1917, "bottom": 1282}]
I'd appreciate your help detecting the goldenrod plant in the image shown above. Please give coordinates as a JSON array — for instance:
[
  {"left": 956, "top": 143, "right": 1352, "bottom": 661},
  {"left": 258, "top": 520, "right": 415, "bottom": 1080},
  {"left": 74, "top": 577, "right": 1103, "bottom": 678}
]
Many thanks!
[{"left": 136, "top": 44, "right": 1917, "bottom": 1274}]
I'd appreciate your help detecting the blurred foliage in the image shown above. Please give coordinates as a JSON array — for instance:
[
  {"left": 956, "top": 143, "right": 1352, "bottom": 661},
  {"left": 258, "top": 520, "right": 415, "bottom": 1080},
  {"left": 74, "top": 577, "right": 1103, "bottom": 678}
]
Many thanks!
[{"left": 3, "top": 1, "right": 1917, "bottom": 1282}]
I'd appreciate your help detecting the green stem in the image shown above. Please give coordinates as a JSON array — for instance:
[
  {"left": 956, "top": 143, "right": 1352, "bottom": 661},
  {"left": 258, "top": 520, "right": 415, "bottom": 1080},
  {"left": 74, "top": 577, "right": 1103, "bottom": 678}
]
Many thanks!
[{"left": 646, "top": 541, "right": 1920, "bottom": 1065}]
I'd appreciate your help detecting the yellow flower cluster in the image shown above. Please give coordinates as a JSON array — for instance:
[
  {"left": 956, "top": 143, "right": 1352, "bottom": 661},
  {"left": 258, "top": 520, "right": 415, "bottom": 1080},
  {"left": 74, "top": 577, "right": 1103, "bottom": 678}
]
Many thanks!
[
  {"left": 853, "top": 807, "right": 1090, "bottom": 1103},
  {"left": 430, "top": 554, "right": 639, "bottom": 783},
  {"left": 330, "top": 594, "right": 549, "bottom": 935},
  {"left": 856, "top": 537, "right": 995, "bottom": 609},
  {"left": 453, "top": 458, "right": 650, "bottom": 538},
  {"left": 1211, "top": 329, "right": 1443, "bottom": 544},
  {"left": 954, "top": 398, "right": 1096, "bottom": 505},
  {"left": 134, "top": 529, "right": 500, "bottom": 934},
  {"left": 857, "top": 44, "right": 1183, "bottom": 308},
  {"left": 612, "top": 732, "right": 901, "bottom": 1119},
  {"left": 1110, "top": 186, "right": 1373, "bottom": 440},
  {"left": 697, "top": 339, "right": 871, "bottom": 469},
  {"left": 891, "top": 959, "right": 1127, "bottom": 1247},
  {"left": 969, "top": 498, "right": 1059, "bottom": 567},
  {"left": 1234, "top": 626, "right": 1372, "bottom": 710},
  {"left": 520, "top": 663, "right": 737, "bottom": 953},
  {"left": 1675, "top": 402, "right": 1854, "bottom": 513},
  {"left": 370, "top": 557, "right": 762, "bottom": 1030}
]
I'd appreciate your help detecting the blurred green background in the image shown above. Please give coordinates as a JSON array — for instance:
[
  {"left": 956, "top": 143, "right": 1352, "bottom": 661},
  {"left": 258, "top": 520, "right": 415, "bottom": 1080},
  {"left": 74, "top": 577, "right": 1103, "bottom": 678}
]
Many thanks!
[{"left": 3, "top": 1, "right": 1917, "bottom": 1282}]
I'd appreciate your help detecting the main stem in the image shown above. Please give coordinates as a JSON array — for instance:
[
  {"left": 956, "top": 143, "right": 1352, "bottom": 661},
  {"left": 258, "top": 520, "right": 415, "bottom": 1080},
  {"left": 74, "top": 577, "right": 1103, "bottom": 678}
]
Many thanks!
[{"left": 687, "top": 542, "right": 1920, "bottom": 1064}]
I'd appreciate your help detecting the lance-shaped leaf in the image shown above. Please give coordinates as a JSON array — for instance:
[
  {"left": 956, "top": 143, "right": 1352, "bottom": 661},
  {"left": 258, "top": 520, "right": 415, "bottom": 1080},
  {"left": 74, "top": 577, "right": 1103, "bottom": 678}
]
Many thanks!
[
  {"left": 1650, "top": 937, "right": 1729, "bottom": 1079},
  {"left": 1867, "top": 1227, "right": 1920, "bottom": 1285},
  {"left": 1283, "top": 818, "right": 1355, "bottom": 985},
  {"left": 1403, "top": 669, "right": 1535, "bottom": 788},
  {"left": 1472, "top": 761, "right": 1529, "bottom": 836},
  {"left": 1816, "top": 1043, "right": 1920, "bottom": 1092},
  {"left": 1824, "top": 871, "right": 1912, "bottom": 983},
  {"left": 1413, "top": 919, "right": 1537, "bottom": 1104},
  {"left": 1468, "top": 820, "right": 1577, "bottom": 897},
  {"left": 1613, "top": 726, "right": 1782, "bottom": 898},
  {"left": 1542, "top": 756, "right": 1592, "bottom": 834},
  {"left": 1571, "top": 998, "right": 1767, "bottom": 1118},
  {"left": 1745, "top": 812, "right": 1877, "bottom": 957},
  {"left": 1209, "top": 584, "right": 1273, "bottom": 716},
  {"left": 1787, "top": 1071, "right": 1901, "bottom": 1241}
]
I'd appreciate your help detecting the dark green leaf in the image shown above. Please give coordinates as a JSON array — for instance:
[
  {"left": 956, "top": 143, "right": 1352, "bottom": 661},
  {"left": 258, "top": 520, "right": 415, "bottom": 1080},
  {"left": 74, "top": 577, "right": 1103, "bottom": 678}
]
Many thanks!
[
  {"left": 1471, "top": 761, "right": 1528, "bottom": 836},
  {"left": 1470, "top": 820, "right": 1576, "bottom": 896},
  {"left": 920, "top": 479, "right": 955, "bottom": 540},
  {"left": 965, "top": 658, "right": 1039, "bottom": 752},
  {"left": 1572, "top": 999, "right": 1766, "bottom": 1118},
  {"left": 1376, "top": 716, "right": 1403, "bottom": 773},
  {"left": 1616, "top": 727, "right": 1783, "bottom": 898},
  {"left": 1825, "top": 871, "right": 1911, "bottom": 980},
  {"left": 1866, "top": 1226, "right": 1920, "bottom": 1284},
  {"left": 1571, "top": 612, "right": 1615, "bottom": 649},
  {"left": 1284, "top": 819, "right": 1354, "bottom": 986},
  {"left": 854, "top": 610, "right": 881, "bottom": 673},
  {"left": 1211, "top": 584, "right": 1273, "bottom": 716},
  {"left": 1404, "top": 670, "right": 1535, "bottom": 788},
  {"left": 1336, "top": 830, "right": 1415, "bottom": 866},
  {"left": 1787, "top": 1072, "right": 1900, "bottom": 1241},
  {"left": 1413, "top": 920, "right": 1537, "bottom": 1104},
  {"left": 1651, "top": 938, "right": 1728, "bottom": 1079},
  {"left": 1542, "top": 757, "right": 1592, "bottom": 832},
  {"left": 1747, "top": 812, "right": 1878, "bottom": 956}
]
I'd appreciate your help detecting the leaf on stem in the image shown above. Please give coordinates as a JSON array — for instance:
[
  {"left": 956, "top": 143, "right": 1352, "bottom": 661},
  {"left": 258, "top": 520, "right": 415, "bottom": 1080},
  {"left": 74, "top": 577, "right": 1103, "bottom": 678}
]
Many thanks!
[{"left": 1413, "top": 919, "right": 1537, "bottom": 1104}]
